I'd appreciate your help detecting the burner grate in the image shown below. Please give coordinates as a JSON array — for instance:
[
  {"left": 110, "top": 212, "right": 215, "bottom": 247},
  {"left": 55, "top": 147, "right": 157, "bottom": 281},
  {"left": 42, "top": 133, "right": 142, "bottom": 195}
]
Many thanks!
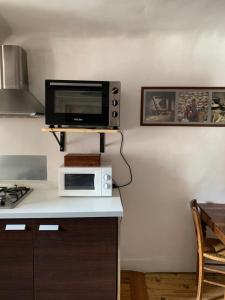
[{"left": 0, "top": 185, "right": 32, "bottom": 208}]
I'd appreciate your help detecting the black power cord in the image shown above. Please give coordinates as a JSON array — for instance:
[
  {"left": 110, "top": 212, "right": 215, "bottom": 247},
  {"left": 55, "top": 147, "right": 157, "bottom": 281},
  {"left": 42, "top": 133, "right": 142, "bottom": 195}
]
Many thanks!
[{"left": 113, "top": 130, "right": 133, "bottom": 189}]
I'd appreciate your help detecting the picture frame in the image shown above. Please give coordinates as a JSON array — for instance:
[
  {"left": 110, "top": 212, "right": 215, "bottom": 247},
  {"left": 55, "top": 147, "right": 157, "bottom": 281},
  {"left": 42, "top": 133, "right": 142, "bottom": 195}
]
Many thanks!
[{"left": 140, "top": 87, "right": 225, "bottom": 126}]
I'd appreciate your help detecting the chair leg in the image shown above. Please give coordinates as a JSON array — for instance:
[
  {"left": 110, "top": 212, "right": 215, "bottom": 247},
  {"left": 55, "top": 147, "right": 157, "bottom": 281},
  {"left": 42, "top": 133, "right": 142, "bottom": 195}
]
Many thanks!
[
  {"left": 196, "top": 256, "right": 204, "bottom": 300},
  {"left": 196, "top": 253, "right": 199, "bottom": 285}
]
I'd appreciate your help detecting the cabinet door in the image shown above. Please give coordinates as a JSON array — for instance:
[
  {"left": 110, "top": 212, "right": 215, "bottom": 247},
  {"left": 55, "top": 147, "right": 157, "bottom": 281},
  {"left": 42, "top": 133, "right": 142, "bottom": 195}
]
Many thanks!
[
  {"left": 34, "top": 218, "right": 118, "bottom": 300},
  {"left": 0, "top": 219, "right": 34, "bottom": 300}
]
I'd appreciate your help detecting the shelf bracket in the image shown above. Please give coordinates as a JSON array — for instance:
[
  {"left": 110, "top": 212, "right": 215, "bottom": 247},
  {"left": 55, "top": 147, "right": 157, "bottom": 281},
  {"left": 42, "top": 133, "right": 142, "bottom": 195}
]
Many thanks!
[
  {"left": 51, "top": 132, "right": 103, "bottom": 152},
  {"left": 51, "top": 131, "right": 65, "bottom": 152},
  {"left": 99, "top": 133, "right": 105, "bottom": 153},
  {"left": 43, "top": 127, "right": 114, "bottom": 153}
]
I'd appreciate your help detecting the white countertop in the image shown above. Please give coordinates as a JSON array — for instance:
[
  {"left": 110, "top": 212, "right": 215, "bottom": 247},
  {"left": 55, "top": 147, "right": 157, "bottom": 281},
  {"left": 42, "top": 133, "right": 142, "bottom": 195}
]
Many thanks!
[{"left": 0, "top": 187, "right": 123, "bottom": 219}]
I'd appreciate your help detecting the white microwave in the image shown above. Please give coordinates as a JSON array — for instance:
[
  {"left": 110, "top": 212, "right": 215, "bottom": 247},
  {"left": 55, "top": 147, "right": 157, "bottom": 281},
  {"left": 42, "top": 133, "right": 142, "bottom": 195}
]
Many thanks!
[{"left": 58, "top": 164, "right": 112, "bottom": 196}]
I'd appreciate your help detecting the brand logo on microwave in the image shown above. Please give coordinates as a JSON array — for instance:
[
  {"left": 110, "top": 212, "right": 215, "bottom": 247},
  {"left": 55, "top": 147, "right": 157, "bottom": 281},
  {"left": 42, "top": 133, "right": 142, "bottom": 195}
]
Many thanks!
[{"left": 74, "top": 118, "right": 83, "bottom": 121}]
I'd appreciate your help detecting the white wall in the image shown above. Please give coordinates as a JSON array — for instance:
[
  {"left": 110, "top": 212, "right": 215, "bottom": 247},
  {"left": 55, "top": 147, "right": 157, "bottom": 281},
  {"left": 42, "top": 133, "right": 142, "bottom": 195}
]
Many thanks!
[{"left": 3, "top": 31, "right": 225, "bottom": 272}]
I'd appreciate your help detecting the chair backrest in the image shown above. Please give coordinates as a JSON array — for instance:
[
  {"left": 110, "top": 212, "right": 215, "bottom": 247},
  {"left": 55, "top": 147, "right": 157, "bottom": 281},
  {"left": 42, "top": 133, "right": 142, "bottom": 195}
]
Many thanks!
[{"left": 190, "top": 199, "right": 204, "bottom": 256}]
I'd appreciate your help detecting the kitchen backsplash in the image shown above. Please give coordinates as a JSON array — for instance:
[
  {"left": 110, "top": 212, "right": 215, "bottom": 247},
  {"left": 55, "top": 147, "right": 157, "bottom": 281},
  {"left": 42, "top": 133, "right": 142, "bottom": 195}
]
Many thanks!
[{"left": 0, "top": 155, "right": 47, "bottom": 180}]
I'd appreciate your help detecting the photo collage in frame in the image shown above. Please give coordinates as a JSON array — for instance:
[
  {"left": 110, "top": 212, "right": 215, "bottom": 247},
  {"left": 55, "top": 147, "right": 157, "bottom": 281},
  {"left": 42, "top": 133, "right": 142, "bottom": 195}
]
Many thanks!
[{"left": 141, "top": 87, "right": 225, "bottom": 125}]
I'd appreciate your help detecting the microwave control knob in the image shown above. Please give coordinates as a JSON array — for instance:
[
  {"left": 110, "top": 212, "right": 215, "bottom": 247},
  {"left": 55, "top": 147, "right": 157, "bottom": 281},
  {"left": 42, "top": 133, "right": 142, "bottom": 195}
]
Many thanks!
[
  {"left": 104, "top": 174, "right": 111, "bottom": 181},
  {"left": 112, "top": 99, "right": 118, "bottom": 107},
  {"left": 104, "top": 183, "right": 110, "bottom": 189},
  {"left": 112, "top": 87, "right": 119, "bottom": 94},
  {"left": 112, "top": 111, "right": 118, "bottom": 118}
]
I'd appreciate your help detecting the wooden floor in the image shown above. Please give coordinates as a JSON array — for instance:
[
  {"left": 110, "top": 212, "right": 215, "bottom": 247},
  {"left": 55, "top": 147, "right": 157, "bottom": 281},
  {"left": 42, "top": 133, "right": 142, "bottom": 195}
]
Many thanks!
[
  {"left": 121, "top": 271, "right": 148, "bottom": 300},
  {"left": 121, "top": 272, "right": 225, "bottom": 300}
]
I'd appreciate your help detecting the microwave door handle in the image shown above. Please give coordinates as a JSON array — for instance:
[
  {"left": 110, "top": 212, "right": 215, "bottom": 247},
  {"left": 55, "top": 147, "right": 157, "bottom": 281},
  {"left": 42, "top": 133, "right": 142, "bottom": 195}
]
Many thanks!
[
  {"left": 94, "top": 171, "right": 100, "bottom": 193},
  {"left": 92, "top": 172, "right": 96, "bottom": 192},
  {"left": 49, "top": 82, "right": 102, "bottom": 87}
]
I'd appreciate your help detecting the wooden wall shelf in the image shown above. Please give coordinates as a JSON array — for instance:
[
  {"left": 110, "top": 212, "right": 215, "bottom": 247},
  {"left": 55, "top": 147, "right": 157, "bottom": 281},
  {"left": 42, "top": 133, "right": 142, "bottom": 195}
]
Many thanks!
[
  {"left": 41, "top": 128, "right": 118, "bottom": 133},
  {"left": 41, "top": 127, "right": 119, "bottom": 152}
]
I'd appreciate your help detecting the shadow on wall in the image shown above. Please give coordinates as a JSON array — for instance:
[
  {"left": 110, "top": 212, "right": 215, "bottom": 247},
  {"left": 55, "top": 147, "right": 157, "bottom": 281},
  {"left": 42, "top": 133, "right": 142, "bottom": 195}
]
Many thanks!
[
  {"left": 1, "top": 0, "right": 225, "bottom": 37},
  {"left": 118, "top": 152, "right": 197, "bottom": 272},
  {"left": 0, "top": 2, "right": 151, "bottom": 38},
  {"left": 21, "top": 38, "right": 55, "bottom": 104},
  {"left": 0, "top": 14, "right": 11, "bottom": 42}
]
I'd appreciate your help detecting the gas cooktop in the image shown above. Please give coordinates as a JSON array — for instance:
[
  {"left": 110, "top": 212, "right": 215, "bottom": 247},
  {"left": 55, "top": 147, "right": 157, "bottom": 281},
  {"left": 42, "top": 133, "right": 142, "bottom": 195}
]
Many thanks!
[{"left": 0, "top": 185, "right": 33, "bottom": 209}]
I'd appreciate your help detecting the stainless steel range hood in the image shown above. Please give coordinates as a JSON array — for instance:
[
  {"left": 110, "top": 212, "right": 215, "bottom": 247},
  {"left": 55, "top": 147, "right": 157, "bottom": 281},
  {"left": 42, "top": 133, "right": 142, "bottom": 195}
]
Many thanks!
[{"left": 0, "top": 45, "right": 44, "bottom": 117}]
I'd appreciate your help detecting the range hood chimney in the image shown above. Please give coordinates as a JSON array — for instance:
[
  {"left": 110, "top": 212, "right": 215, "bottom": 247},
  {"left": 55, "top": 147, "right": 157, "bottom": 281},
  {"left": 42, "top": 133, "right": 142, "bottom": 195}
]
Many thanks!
[{"left": 0, "top": 45, "right": 44, "bottom": 117}]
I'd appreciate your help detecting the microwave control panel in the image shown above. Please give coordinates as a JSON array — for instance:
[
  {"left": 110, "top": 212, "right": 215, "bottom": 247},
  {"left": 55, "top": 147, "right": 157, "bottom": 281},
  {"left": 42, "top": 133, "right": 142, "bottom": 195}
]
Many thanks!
[
  {"left": 101, "top": 167, "right": 112, "bottom": 196},
  {"left": 109, "top": 81, "right": 120, "bottom": 128}
]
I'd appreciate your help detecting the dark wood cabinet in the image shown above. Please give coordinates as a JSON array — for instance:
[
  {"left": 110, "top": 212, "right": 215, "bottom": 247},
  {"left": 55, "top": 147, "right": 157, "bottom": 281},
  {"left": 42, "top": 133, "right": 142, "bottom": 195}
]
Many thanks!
[
  {"left": 0, "top": 217, "right": 118, "bottom": 300},
  {"left": 0, "top": 220, "right": 33, "bottom": 300}
]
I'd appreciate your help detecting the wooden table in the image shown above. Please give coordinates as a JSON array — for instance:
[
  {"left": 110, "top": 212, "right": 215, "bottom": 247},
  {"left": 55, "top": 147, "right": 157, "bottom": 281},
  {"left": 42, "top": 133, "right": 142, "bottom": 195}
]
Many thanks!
[{"left": 198, "top": 203, "right": 225, "bottom": 244}]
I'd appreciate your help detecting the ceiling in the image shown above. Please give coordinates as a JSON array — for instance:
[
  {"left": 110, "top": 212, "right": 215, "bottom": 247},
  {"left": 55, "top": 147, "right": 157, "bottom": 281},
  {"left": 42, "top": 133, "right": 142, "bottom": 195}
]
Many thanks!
[{"left": 0, "top": 0, "right": 225, "bottom": 38}]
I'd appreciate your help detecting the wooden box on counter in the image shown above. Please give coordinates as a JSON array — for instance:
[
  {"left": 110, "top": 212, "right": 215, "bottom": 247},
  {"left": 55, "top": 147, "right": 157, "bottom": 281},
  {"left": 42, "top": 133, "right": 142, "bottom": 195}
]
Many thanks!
[{"left": 64, "top": 153, "right": 101, "bottom": 167}]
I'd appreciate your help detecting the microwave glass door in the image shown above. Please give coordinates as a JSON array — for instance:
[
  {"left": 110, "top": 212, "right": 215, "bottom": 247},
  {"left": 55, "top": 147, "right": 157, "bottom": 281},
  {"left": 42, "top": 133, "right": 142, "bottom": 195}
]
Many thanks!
[
  {"left": 59, "top": 168, "right": 102, "bottom": 196},
  {"left": 64, "top": 174, "right": 95, "bottom": 190},
  {"left": 45, "top": 81, "right": 109, "bottom": 126},
  {"left": 54, "top": 90, "right": 102, "bottom": 114}
]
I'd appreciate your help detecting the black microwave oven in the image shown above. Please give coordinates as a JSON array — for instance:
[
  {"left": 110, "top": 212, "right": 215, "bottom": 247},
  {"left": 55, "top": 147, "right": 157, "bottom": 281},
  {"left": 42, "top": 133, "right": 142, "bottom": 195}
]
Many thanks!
[{"left": 45, "top": 80, "right": 120, "bottom": 128}]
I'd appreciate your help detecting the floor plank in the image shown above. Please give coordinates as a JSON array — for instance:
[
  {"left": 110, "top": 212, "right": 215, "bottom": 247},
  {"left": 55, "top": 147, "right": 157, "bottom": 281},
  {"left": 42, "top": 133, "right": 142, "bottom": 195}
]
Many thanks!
[
  {"left": 121, "top": 271, "right": 148, "bottom": 300},
  {"left": 146, "top": 273, "right": 225, "bottom": 300},
  {"left": 121, "top": 272, "right": 225, "bottom": 300},
  {"left": 121, "top": 283, "right": 132, "bottom": 300}
]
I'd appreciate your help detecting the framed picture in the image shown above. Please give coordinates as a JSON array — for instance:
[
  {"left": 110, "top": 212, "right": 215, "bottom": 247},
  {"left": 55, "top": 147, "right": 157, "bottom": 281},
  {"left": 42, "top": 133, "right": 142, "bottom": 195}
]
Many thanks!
[{"left": 141, "top": 87, "right": 225, "bottom": 126}]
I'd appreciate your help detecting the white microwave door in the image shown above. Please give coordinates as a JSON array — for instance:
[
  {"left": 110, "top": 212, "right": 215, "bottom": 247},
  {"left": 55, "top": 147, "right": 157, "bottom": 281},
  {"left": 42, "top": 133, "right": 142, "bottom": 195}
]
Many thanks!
[{"left": 59, "top": 169, "right": 101, "bottom": 196}]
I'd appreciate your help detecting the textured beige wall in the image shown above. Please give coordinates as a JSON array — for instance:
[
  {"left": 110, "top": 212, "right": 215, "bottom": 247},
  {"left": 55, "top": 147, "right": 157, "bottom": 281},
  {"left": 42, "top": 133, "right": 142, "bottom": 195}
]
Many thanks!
[{"left": 2, "top": 31, "right": 225, "bottom": 272}]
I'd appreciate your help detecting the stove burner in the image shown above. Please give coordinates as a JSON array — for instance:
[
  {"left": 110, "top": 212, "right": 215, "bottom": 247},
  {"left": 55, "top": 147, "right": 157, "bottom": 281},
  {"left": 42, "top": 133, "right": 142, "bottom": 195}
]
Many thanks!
[
  {"left": 0, "top": 196, "right": 6, "bottom": 206},
  {"left": 0, "top": 185, "right": 32, "bottom": 209}
]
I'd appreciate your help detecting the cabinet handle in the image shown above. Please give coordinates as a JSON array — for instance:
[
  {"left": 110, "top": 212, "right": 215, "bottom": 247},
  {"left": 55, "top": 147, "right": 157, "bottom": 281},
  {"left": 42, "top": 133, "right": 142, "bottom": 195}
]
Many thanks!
[
  {"left": 39, "top": 225, "right": 59, "bottom": 231},
  {"left": 5, "top": 224, "right": 26, "bottom": 231}
]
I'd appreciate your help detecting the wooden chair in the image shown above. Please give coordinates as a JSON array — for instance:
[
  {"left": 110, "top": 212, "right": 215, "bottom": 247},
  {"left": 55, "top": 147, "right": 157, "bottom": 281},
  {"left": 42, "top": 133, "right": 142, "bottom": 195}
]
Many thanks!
[{"left": 190, "top": 199, "right": 225, "bottom": 299}]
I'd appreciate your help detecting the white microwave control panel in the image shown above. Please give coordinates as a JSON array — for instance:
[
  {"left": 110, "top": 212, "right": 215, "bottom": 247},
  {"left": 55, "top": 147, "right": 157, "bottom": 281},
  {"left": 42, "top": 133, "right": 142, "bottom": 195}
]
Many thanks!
[{"left": 101, "top": 167, "right": 112, "bottom": 196}]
